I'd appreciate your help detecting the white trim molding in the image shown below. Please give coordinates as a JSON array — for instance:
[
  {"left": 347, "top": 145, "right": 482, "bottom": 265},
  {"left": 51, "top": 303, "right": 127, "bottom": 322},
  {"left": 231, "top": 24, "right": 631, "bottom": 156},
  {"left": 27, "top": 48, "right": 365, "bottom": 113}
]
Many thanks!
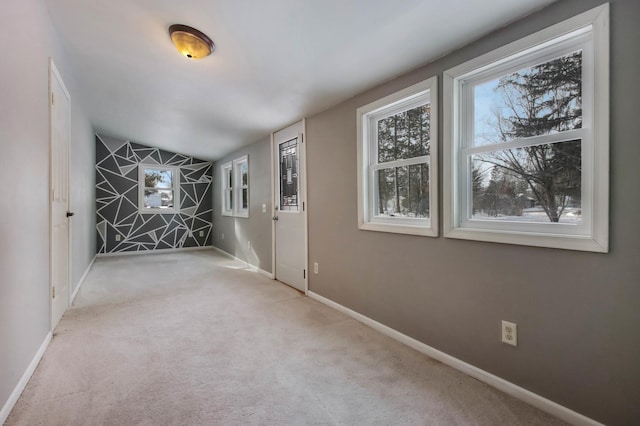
[
  {"left": 0, "top": 332, "right": 52, "bottom": 424},
  {"left": 308, "top": 291, "right": 604, "bottom": 426},
  {"left": 138, "top": 163, "right": 180, "bottom": 214},
  {"left": 232, "top": 155, "right": 250, "bottom": 218},
  {"left": 443, "top": 4, "right": 609, "bottom": 252},
  {"left": 211, "top": 246, "right": 274, "bottom": 279},
  {"left": 357, "top": 77, "right": 439, "bottom": 237}
]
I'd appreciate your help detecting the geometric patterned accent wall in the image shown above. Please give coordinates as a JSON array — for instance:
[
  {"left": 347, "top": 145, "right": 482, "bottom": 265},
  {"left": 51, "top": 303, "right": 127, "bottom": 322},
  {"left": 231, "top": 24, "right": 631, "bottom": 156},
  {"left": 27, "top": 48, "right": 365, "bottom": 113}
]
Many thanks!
[{"left": 96, "top": 134, "right": 213, "bottom": 254}]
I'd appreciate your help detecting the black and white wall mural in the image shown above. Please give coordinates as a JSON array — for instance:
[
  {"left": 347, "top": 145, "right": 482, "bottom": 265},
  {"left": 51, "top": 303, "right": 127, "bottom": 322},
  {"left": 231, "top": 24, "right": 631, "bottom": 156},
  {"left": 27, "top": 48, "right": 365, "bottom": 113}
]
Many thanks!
[{"left": 96, "top": 134, "right": 213, "bottom": 254}]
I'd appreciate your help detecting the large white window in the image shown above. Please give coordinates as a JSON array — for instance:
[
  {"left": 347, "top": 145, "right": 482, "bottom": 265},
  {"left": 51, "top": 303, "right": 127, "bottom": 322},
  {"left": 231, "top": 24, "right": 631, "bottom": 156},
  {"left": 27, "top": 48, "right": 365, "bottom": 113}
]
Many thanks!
[
  {"left": 221, "top": 161, "right": 233, "bottom": 216},
  {"left": 443, "top": 4, "right": 609, "bottom": 252},
  {"left": 233, "top": 155, "right": 249, "bottom": 218},
  {"left": 221, "top": 156, "right": 249, "bottom": 218},
  {"left": 139, "top": 165, "right": 180, "bottom": 214},
  {"left": 357, "top": 77, "right": 438, "bottom": 236}
]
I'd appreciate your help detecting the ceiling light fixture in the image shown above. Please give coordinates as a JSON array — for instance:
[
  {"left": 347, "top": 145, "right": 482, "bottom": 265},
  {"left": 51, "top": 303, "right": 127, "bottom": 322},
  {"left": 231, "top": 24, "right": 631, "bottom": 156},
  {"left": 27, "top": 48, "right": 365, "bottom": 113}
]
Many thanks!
[{"left": 169, "top": 24, "right": 215, "bottom": 60}]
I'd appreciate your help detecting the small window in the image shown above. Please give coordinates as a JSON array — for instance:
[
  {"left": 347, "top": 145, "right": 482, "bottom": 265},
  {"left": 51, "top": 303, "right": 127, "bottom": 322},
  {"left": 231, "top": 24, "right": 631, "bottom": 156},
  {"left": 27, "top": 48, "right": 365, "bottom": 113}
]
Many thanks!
[
  {"left": 233, "top": 155, "right": 249, "bottom": 218},
  {"left": 139, "top": 165, "right": 180, "bottom": 214},
  {"left": 357, "top": 76, "right": 438, "bottom": 236},
  {"left": 221, "top": 161, "right": 233, "bottom": 216},
  {"left": 443, "top": 4, "right": 609, "bottom": 252}
]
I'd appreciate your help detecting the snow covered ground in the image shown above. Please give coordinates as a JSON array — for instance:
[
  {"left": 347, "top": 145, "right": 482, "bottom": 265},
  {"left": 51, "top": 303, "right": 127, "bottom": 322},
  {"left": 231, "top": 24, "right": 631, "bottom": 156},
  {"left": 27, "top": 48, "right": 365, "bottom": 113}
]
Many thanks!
[{"left": 473, "top": 207, "right": 582, "bottom": 224}]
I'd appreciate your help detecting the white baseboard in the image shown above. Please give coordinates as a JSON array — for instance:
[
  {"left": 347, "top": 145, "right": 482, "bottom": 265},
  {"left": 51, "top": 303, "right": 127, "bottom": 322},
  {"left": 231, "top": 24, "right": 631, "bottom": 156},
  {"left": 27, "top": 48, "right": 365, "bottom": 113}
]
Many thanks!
[
  {"left": 71, "top": 255, "right": 96, "bottom": 304},
  {"left": 0, "top": 332, "right": 52, "bottom": 424},
  {"left": 211, "top": 246, "right": 274, "bottom": 279},
  {"left": 96, "top": 246, "right": 213, "bottom": 258},
  {"left": 307, "top": 291, "right": 603, "bottom": 426}
]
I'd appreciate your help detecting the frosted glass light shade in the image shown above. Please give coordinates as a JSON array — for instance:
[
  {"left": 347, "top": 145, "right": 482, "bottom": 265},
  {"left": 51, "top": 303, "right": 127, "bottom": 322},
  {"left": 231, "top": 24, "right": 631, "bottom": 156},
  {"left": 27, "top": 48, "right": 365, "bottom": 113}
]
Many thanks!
[{"left": 169, "top": 24, "right": 215, "bottom": 59}]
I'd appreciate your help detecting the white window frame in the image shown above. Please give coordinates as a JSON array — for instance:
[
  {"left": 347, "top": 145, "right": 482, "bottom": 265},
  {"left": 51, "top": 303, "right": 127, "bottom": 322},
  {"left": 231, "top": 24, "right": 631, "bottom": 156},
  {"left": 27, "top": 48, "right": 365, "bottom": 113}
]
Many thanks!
[
  {"left": 443, "top": 4, "right": 609, "bottom": 252},
  {"left": 221, "top": 161, "right": 233, "bottom": 216},
  {"left": 138, "top": 164, "right": 180, "bottom": 214},
  {"left": 357, "top": 76, "right": 438, "bottom": 237},
  {"left": 233, "top": 155, "right": 249, "bottom": 218}
]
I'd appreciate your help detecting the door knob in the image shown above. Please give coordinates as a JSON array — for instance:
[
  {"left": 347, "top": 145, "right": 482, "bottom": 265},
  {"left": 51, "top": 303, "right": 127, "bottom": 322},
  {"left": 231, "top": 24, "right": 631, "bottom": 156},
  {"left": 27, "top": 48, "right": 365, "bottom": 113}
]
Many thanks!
[
  {"left": 272, "top": 216, "right": 279, "bottom": 221},
  {"left": 66, "top": 212, "right": 75, "bottom": 218}
]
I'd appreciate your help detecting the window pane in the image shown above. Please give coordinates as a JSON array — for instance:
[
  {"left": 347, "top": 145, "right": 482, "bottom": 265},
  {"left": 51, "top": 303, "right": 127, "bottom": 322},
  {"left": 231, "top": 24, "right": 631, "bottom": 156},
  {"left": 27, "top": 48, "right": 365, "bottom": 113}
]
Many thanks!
[
  {"left": 226, "top": 189, "right": 233, "bottom": 211},
  {"left": 279, "top": 138, "right": 298, "bottom": 211},
  {"left": 471, "top": 140, "right": 581, "bottom": 223},
  {"left": 241, "top": 163, "right": 248, "bottom": 186},
  {"left": 144, "top": 169, "right": 173, "bottom": 189},
  {"left": 242, "top": 188, "right": 248, "bottom": 209},
  {"left": 144, "top": 189, "right": 174, "bottom": 209},
  {"left": 473, "top": 51, "right": 582, "bottom": 146},
  {"left": 377, "top": 104, "right": 431, "bottom": 163},
  {"left": 375, "top": 163, "right": 429, "bottom": 218}
]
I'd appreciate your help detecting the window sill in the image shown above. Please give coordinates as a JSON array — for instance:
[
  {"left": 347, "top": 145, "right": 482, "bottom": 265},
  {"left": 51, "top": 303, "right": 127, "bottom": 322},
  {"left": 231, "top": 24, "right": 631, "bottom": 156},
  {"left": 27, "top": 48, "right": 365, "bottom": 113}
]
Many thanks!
[
  {"left": 359, "top": 221, "right": 437, "bottom": 237},
  {"left": 444, "top": 226, "right": 608, "bottom": 253},
  {"left": 140, "top": 209, "right": 178, "bottom": 215}
]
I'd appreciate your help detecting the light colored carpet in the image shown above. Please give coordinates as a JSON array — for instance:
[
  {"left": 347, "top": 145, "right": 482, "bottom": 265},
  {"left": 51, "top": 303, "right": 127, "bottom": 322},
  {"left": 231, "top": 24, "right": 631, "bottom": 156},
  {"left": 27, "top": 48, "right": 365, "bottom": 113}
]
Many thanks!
[{"left": 6, "top": 250, "right": 567, "bottom": 425}]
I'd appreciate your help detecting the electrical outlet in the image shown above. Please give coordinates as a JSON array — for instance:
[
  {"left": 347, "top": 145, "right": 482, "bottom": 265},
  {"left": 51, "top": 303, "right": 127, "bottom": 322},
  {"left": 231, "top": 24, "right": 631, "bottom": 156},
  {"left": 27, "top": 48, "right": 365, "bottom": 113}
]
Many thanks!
[
  {"left": 115, "top": 234, "right": 121, "bottom": 242},
  {"left": 221, "top": 233, "right": 224, "bottom": 240},
  {"left": 262, "top": 203, "right": 267, "bottom": 213},
  {"left": 199, "top": 231, "right": 204, "bottom": 237},
  {"left": 247, "top": 241, "right": 251, "bottom": 250},
  {"left": 313, "top": 262, "right": 319, "bottom": 274},
  {"left": 502, "top": 321, "right": 517, "bottom": 347}
]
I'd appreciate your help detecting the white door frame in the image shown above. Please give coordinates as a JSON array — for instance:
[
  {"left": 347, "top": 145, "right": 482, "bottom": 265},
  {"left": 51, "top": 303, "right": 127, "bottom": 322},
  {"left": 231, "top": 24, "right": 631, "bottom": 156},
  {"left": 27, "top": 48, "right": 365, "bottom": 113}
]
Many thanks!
[
  {"left": 49, "top": 58, "right": 72, "bottom": 330},
  {"left": 271, "top": 118, "right": 308, "bottom": 294}
]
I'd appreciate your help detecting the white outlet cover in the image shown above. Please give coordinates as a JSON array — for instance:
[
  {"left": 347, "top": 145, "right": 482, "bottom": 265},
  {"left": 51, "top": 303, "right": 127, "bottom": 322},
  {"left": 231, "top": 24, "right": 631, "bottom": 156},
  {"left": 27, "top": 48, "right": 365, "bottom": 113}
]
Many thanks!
[
  {"left": 221, "top": 233, "right": 224, "bottom": 240},
  {"left": 501, "top": 320, "right": 517, "bottom": 347},
  {"left": 262, "top": 203, "right": 267, "bottom": 213},
  {"left": 314, "top": 262, "right": 319, "bottom": 274}
]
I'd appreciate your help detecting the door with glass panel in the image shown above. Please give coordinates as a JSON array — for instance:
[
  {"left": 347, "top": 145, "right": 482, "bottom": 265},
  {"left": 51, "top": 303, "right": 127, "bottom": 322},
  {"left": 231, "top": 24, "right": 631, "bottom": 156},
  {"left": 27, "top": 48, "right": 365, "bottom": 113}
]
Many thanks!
[{"left": 272, "top": 120, "right": 306, "bottom": 292}]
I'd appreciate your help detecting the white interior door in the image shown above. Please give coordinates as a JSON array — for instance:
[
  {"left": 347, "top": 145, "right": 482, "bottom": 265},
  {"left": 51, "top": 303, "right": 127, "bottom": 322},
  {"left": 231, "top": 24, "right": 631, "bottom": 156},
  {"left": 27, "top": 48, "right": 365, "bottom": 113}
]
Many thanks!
[
  {"left": 50, "top": 59, "right": 71, "bottom": 330},
  {"left": 272, "top": 120, "right": 307, "bottom": 292}
]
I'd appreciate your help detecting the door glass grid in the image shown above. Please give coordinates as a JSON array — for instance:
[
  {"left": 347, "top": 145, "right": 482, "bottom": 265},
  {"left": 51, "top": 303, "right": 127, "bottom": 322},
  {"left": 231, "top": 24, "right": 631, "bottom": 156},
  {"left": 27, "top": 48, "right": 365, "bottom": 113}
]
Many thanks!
[{"left": 279, "top": 138, "right": 299, "bottom": 211}]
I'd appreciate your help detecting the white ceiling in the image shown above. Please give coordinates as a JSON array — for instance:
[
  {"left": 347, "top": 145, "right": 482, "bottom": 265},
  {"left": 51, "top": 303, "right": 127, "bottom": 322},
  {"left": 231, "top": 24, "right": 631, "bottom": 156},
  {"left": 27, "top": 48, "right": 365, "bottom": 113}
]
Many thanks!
[{"left": 47, "top": 0, "right": 554, "bottom": 161}]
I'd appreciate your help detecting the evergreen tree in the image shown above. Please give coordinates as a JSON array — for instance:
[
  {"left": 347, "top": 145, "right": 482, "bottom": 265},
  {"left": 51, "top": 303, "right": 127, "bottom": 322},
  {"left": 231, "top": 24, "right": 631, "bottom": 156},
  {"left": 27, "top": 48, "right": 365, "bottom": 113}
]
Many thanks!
[{"left": 480, "top": 51, "right": 582, "bottom": 222}]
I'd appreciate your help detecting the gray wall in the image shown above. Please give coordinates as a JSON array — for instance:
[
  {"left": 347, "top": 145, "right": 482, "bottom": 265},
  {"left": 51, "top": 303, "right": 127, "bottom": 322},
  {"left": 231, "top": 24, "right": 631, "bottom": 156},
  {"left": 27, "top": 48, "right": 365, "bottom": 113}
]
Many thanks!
[
  {"left": 0, "top": 0, "right": 96, "bottom": 415},
  {"left": 71, "top": 97, "right": 97, "bottom": 295},
  {"left": 212, "top": 137, "right": 272, "bottom": 273},
  {"left": 306, "top": 1, "right": 640, "bottom": 424},
  {"left": 96, "top": 135, "right": 212, "bottom": 253}
]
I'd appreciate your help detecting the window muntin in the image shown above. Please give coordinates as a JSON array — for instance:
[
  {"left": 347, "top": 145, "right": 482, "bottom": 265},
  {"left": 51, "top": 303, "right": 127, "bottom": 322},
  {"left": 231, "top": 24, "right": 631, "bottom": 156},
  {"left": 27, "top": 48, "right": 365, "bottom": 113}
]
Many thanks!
[
  {"left": 221, "top": 162, "right": 233, "bottom": 216},
  {"left": 357, "top": 77, "right": 438, "bottom": 236},
  {"left": 233, "top": 156, "right": 249, "bottom": 218},
  {"left": 444, "top": 4, "right": 609, "bottom": 252},
  {"left": 139, "top": 165, "right": 179, "bottom": 213}
]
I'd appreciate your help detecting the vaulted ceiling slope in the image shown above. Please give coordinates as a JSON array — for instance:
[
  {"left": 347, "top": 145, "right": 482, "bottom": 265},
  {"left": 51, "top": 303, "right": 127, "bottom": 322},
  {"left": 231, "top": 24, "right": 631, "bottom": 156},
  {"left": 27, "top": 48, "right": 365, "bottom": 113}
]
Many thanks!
[{"left": 47, "top": 0, "right": 555, "bottom": 160}]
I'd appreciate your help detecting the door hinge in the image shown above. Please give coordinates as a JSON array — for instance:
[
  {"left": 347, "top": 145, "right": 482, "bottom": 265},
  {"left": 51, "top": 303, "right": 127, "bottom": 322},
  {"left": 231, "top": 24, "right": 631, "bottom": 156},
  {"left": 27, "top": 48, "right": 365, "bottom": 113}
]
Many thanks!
[
  {"left": 303, "top": 269, "right": 306, "bottom": 279},
  {"left": 52, "top": 286, "right": 56, "bottom": 299},
  {"left": 303, "top": 202, "right": 305, "bottom": 211},
  {"left": 51, "top": 92, "right": 55, "bottom": 105}
]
